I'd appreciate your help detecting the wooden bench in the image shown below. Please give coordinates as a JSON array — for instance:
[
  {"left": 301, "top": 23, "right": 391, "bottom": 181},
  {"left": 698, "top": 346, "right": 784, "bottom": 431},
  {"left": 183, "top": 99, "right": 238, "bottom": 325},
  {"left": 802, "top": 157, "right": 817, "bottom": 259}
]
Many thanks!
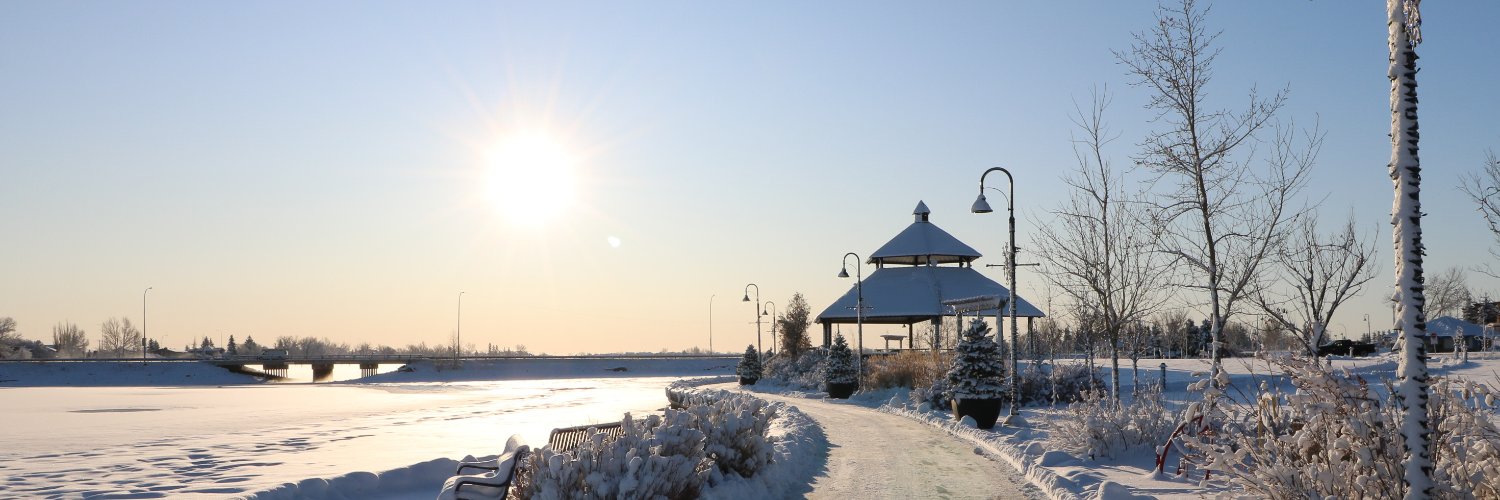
[
  {"left": 447, "top": 435, "right": 530, "bottom": 500},
  {"left": 546, "top": 421, "right": 625, "bottom": 452}
]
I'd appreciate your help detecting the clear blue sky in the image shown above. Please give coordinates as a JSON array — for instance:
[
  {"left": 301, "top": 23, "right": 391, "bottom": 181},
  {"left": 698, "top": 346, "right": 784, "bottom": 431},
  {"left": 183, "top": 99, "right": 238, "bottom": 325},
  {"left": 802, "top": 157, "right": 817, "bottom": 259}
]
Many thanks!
[{"left": 2, "top": 1, "right": 1497, "bottom": 353}]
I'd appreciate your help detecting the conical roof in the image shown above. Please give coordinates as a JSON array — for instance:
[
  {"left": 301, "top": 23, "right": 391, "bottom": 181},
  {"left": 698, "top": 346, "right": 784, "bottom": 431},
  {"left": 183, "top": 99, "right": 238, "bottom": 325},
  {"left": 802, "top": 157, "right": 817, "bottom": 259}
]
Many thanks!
[
  {"left": 815, "top": 266, "right": 1044, "bottom": 324},
  {"left": 868, "top": 201, "right": 982, "bottom": 266}
]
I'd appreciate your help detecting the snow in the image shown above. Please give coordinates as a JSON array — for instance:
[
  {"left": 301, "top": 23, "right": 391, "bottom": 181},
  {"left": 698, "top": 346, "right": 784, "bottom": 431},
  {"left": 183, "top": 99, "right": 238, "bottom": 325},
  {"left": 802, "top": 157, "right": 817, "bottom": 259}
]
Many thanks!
[
  {"left": 0, "top": 361, "right": 731, "bottom": 499},
  {"left": 0, "top": 360, "right": 264, "bottom": 387}
]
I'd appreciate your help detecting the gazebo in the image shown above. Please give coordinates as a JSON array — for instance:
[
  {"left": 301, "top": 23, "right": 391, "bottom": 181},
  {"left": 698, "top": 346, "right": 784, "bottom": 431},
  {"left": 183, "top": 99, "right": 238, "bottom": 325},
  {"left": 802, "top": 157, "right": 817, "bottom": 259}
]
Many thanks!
[{"left": 816, "top": 201, "right": 1044, "bottom": 350}]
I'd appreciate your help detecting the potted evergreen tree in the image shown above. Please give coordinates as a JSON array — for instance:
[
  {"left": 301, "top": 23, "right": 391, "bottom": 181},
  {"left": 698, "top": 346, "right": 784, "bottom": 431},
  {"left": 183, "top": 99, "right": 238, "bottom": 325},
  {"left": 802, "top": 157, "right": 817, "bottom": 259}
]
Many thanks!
[
  {"left": 737, "top": 344, "right": 761, "bottom": 385},
  {"left": 947, "top": 319, "right": 1006, "bottom": 429},
  {"left": 824, "top": 334, "right": 858, "bottom": 398}
]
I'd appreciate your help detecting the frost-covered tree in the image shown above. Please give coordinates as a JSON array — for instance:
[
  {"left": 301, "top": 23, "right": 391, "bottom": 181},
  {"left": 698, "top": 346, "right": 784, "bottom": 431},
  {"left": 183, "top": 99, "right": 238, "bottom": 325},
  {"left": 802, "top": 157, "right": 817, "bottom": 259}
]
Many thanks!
[
  {"left": 1117, "top": 0, "right": 1311, "bottom": 387},
  {"left": 1253, "top": 214, "right": 1377, "bottom": 358},
  {"left": 736, "top": 344, "right": 761, "bottom": 382},
  {"left": 1035, "top": 88, "right": 1169, "bottom": 400},
  {"left": 946, "top": 319, "right": 1006, "bottom": 400},
  {"left": 98, "top": 318, "right": 142, "bottom": 357},
  {"left": 1424, "top": 267, "right": 1472, "bottom": 319},
  {"left": 824, "top": 334, "right": 858, "bottom": 385},
  {"left": 241, "top": 336, "right": 260, "bottom": 356},
  {"left": 52, "top": 322, "right": 88, "bottom": 357},
  {"left": 1387, "top": 0, "right": 1432, "bottom": 496},
  {"left": 226, "top": 335, "right": 237, "bottom": 356},
  {"left": 1461, "top": 152, "right": 1500, "bottom": 277}
]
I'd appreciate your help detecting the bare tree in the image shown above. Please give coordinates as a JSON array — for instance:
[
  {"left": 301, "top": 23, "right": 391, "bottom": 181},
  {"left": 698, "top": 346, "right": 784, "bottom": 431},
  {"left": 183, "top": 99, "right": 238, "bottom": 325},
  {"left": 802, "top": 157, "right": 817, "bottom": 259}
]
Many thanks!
[
  {"left": 98, "top": 318, "right": 142, "bottom": 357},
  {"left": 1459, "top": 151, "right": 1500, "bottom": 275},
  {"left": 1387, "top": 0, "right": 1432, "bottom": 495},
  {"left": 1035, "top": 88, "right": 1170, "bottom": 400},
  {"left": 1424, "top": 266, "right": 1472, "bottom": 319},
  {"left": 52, "top": 322, "right": 89, "bottom": 357},
  {"left": 1116, "top": 0, "right": 1312, "bottom": 385},
  {"left": 1254, "top": 215, "right": 1377, "bottom": 358}
]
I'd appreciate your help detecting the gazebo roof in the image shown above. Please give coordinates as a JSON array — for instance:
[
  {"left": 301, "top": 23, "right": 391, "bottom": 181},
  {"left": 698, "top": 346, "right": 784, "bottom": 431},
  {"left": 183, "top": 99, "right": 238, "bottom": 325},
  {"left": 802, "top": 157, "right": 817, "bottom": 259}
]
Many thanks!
[
  {"left": 816, "top": 266, "right": 1044, "bottom": 325},
  {"left": 867, "top": 201, "right": 982, "bottom": 266}
]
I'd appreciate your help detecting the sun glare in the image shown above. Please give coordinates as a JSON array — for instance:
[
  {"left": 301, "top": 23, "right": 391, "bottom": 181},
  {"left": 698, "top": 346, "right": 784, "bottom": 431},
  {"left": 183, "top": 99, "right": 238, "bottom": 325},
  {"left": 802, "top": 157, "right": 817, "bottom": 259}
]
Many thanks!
[{"left": 484, "top": 134, "right": 578, "bottom": 226}]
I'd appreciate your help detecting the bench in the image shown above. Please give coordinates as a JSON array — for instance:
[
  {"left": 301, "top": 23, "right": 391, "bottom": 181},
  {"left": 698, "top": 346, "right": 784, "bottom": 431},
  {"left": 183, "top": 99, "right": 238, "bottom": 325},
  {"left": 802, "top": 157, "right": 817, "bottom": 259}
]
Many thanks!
[
  {"left": 445, "top": 435, "right": 530, "bottom": 500},
  {"left": 546, "top": 421, "right": 625, "bottom": 452}
]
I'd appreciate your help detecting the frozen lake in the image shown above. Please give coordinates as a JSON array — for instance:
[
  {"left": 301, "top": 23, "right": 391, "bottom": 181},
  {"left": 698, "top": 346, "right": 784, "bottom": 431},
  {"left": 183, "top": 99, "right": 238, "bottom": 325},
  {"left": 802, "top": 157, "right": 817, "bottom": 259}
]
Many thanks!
[{"left": 0, "top": 377, "right": 685, "bottom": 499}]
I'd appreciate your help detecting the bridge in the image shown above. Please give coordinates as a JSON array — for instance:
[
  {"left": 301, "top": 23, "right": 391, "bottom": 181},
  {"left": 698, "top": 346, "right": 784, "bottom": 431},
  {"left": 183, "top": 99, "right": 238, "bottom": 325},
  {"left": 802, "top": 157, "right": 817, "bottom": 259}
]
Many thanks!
[{"left": 208, "top": 354, "right": 428, "bottom": 379}]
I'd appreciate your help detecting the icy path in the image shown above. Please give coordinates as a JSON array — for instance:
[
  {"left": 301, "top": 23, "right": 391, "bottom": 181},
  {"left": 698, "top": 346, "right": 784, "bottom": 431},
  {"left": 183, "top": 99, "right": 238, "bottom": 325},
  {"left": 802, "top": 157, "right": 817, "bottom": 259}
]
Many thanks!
[{"left": 717, "top": 384, "right": 1040, "bottom": 500}]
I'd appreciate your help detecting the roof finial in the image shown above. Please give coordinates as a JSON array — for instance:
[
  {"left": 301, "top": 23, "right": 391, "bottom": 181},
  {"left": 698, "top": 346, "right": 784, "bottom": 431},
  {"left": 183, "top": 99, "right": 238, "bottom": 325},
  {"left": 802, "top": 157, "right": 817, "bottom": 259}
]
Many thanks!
[{"left": 914, "top": 201, "right": 930, "bottom": 222}]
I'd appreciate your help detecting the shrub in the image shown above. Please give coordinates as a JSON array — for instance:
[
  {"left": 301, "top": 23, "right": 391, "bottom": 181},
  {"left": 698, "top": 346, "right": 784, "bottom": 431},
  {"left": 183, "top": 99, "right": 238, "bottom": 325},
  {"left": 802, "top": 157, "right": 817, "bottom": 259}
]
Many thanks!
[
  {"left": 865, "top": 350, "right": 950, "bottom": 391},
  {"left": 824, "top": 335, "right": 858, "bottom": 385},
  {"left": 736, "top": 345, "right": 761, "bottom": 381},
  {"left": 946, "top": 319, "right": 1005, "bottom": 400},
  {"left": 761, "top": 348, "right": 826, "bottom": 389},
  {"left": 514, "top": 412, "right": 707, "bottom": 499},
  {"left": 1046, "top": 386, "right": 1175, "bottom": 460},
  {"left": 685, "top": 394, "right": 777, "bottom": 478},
  {"left": 1193, "top": 357, "right": 1500, "bottom": 498}
]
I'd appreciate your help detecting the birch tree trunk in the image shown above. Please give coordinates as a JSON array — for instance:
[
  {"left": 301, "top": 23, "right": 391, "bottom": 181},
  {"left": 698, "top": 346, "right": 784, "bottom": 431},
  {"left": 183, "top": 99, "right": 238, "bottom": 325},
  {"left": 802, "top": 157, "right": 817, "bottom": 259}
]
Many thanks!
[{"left": 1387, "top": 0, "right": 1432, "bottom": 497}]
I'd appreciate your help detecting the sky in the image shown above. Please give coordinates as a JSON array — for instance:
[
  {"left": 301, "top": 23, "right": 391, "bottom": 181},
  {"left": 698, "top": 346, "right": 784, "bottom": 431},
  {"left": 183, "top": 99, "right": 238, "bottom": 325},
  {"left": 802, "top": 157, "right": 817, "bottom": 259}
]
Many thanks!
[{"left": 3, "top": 1, "right": 1499, "bottom": 355}]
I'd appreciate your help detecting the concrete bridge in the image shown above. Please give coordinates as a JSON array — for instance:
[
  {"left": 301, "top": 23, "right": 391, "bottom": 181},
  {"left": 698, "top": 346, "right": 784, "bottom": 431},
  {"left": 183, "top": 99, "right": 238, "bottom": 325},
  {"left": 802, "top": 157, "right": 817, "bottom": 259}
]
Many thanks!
[{"left": 209, "top": 354, "right": 427, "bottom": 379}]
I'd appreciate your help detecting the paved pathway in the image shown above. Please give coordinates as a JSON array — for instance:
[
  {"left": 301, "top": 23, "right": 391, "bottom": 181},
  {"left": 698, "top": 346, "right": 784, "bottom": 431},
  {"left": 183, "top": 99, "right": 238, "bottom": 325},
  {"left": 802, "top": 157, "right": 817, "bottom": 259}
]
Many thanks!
[{"left": 721, "top": 384, "right": 1039, "bottom": 500}]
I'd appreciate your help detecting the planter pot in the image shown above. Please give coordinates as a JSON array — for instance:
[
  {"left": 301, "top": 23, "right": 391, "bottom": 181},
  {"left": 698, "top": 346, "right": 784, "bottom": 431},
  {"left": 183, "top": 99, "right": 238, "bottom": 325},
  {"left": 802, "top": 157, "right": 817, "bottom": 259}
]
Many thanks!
[
  {"left": 826, "top": 381, "right": 858, "bottom": 399},
  {"left": 739, "top": 377, "right": 758, "bottom": 386},
  {"left": 951, "top": 398, "right": 1003, "bottom": 429}
]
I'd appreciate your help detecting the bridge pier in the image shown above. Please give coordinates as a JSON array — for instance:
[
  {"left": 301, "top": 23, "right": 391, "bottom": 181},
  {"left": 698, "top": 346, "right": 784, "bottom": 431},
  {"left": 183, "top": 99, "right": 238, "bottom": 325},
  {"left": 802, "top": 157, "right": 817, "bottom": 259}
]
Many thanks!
[
  {"left": 359, "top": 362, "right": 379, "bottom": 378},
  {"left": 262, "top": 362, "right": 288, "bottom": 378},
  {"left": 311, "top": 362, "right": 335, "bottom": 381}
]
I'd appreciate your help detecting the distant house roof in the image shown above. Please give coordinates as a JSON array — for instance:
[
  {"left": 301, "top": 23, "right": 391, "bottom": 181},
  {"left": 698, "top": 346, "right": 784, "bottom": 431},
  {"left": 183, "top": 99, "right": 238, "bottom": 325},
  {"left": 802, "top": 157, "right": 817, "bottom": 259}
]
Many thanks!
[
  {"left": 867, "top": 201, "right": 982, "bottom": 266},
  {"left": 1427, "top": 316, "right": 1490, "bottom": 337},
  {"left": 816, "top": 265, "right": 1044, "bottom": 325}
]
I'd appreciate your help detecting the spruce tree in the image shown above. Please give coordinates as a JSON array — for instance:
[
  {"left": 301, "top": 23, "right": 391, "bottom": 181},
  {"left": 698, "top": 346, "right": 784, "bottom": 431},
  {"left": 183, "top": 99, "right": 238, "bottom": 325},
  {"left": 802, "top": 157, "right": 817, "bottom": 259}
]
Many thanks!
[
  {"left": 227, "top": 335, "right": 237, "bottom": 355},
  {"left": 736, "top": 344, "right": 762, "bottom": 381},
  {"left": 824, "top": 334, "right": 857, "bottom": 385},
  {"left": 946, "top": 319, "right": 1006, "bottom": 400}
]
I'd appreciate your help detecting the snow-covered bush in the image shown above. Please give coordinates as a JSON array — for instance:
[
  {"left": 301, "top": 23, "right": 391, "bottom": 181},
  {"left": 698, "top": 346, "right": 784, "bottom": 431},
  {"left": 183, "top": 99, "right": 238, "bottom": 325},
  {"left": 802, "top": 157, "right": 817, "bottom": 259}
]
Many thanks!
[
  {"left": 824, "top": 335, "right": 857, "bottom": 385},
  {"left": 761, "top": 348, "right": 826, "bottom": 389},
  {"left": 1192, "top": 357, "right": 1500, "bottom": 498},
  {"left": 685, "top": 394, "right": 777, "bottom": 478},
  {"left": 1045, "top": 386, "right": 1175, "bottom": 460},
  {"left": 514, "top": 412, "right": 708, "bottom": 499},
  {"left": 913, "top": 378, "right": 954, "bottom": 410},
  {"left": 945, "top": 319, "right": 1005, "bottom": 400},
  {"left": 736, "top": 345, "right": 762, "bottom": 382}
]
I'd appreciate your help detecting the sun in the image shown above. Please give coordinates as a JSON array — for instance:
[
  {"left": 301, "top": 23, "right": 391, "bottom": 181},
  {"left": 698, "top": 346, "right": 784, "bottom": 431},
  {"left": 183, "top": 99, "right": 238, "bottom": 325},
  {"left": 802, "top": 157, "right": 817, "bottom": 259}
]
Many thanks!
[{"left": 484, "top": 134, "right": 579, "bottom": 226}]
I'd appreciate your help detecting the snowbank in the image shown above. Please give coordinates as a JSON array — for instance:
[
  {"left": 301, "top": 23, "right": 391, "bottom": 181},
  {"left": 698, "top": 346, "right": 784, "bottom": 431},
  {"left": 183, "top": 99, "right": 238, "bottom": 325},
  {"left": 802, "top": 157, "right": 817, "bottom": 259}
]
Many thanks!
[
  {"left": 241, "top": 457, "right": 460, "bottom": 500},
  {"left": 669, "top": 381, "right": 827, "bottom": 499},
  {"left": 351, "top": 357, "right": 734, "bottom": 384},
  {"left": 0, "top": 360, "right": 264, "bottom": 387}
]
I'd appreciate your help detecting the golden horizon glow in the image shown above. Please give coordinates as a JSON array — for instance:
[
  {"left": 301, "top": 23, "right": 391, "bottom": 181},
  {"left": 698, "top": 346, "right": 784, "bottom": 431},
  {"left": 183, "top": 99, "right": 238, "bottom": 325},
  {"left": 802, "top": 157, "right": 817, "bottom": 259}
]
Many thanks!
[{"left": 484, "top": 134, "right": 579, "bottom": 226}]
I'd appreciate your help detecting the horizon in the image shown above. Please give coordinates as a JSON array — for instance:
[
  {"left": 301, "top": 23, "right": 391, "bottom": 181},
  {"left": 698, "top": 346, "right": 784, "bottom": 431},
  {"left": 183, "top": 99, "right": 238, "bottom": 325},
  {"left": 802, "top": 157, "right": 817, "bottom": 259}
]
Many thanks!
[{"left": 4, "top": 1, "right": 1499, "bottom": 354}]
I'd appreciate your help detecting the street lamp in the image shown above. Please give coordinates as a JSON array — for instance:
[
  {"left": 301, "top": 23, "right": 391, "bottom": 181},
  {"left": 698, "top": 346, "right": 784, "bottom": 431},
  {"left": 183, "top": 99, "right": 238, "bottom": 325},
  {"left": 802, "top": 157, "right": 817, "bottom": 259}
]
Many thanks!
[
  {"left": 973, "top": 166, "right": 1023, "bottom": 424},
  {"left": 709, "top": 294, "right": 716, "bottom": 353},
  {"left": 764, "top": 301, "right": 777, "bottom": 357},
  {"left": 743, "top": 284, "right": 761, "bottom": 363},
  {"left": 839, "top": 252, "right": 865, "bottom": 380},
  {"left": 457, "top": 291, "right": 465, "bottom": 364},
  {"left": 142, "top": 287, "right": 152, "bottom": 365}
]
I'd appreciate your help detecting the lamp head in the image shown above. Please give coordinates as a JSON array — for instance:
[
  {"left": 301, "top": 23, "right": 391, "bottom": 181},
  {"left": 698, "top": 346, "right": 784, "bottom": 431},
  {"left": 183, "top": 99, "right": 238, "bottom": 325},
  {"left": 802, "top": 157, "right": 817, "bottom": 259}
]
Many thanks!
[
  {"left": 838, "top": 267, "right": 850, "bottom": 278},
  {"left": 742, "top": 294, "right": 750, "bottom": 302},
  {"left": 971, "top": 193, "right": 993, "bottom": 213}
]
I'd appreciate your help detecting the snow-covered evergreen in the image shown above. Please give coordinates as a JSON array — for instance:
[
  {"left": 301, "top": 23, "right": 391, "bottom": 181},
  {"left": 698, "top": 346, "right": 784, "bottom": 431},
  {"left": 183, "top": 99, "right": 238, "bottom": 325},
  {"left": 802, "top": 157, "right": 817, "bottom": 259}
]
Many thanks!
[
  {"left": 824, "top": 334, "right": 857, "bottom": 385},
  {"left": 736, "top": 345, "right": 762, "bottom": 381},
  {"left": 945, "top": 319, "right": 1006, "bottom": 400}
]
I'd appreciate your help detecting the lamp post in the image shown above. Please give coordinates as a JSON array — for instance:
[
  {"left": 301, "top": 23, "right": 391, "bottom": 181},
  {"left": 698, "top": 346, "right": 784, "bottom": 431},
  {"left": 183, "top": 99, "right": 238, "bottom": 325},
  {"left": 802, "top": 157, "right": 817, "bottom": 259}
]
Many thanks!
[
  {"left": 142, "top": 287, "right": 152, "bottom": 365},
  {"left": 839, "top": 252, "right": 864, "bottom": 380},
  {"left": 709, "top": 294, "right": 716, "bottom": 353},
  {"left": 743, "top": 284, "right": 761, "bottom": 363},
  {"left": 456, "top": 291, "right": 465, "bottom": 364},
  {"left": 764, "top": 301, "right": 777, "bottom": 357},
  {"left": 973, "top": 166, "right": 1022, "bottom": 423}
]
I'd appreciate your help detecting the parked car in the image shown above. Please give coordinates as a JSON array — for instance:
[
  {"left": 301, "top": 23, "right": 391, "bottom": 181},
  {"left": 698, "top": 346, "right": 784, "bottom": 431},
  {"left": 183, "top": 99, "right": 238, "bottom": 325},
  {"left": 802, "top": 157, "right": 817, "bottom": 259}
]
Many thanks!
[
  {"left": 1318, "top": 339, "right": 1377, "bottom": 357},
  {"left": 258, "top": 349, "right": 289, "bottom": 360}
]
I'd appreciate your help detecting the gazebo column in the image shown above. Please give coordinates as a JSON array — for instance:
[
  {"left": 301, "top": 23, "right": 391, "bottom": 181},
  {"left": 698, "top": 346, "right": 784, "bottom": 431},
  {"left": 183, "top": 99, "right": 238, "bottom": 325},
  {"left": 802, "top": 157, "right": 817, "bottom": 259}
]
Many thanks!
[
  {"left": 931, "top": 317, "right": 942, "bottom": 350},
  {"left": 822, "top": 322, "right": 832, "bottom": 348},
  {"left": 907, "top": 323, "right": 914, "bottom": 350}
]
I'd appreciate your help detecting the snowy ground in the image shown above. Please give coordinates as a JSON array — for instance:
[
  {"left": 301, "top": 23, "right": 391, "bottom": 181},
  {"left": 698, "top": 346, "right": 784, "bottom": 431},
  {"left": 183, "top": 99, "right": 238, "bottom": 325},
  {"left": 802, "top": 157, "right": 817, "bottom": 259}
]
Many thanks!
[{"left": 0, "top": 359, "right": 734, "bottom": 499}]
